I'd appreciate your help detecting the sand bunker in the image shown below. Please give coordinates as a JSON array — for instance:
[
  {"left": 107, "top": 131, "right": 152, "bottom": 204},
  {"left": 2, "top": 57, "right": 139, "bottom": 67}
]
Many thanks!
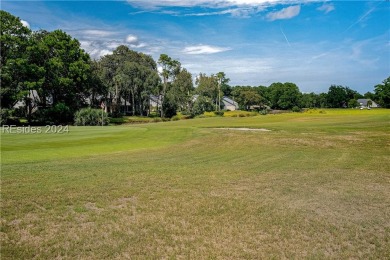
[{"left": 213, "top": 128, "right": 271, "bottom": 132}]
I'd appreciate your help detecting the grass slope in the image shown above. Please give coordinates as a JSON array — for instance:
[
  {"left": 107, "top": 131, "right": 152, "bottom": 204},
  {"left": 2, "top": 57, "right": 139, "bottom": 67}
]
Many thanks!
[{"left": 1, "top": 109, "right": 390, "bottom": 259}]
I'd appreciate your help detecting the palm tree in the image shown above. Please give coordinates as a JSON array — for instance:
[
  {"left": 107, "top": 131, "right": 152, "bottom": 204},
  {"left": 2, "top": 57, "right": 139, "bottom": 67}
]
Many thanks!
[{"left": 367, "top": 100, "right": 372, "bottom": 109}]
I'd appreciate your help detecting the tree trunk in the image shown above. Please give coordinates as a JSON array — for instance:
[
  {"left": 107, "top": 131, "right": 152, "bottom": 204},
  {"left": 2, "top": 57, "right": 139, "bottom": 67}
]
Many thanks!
[
  {"left": 131, "top": 88, "right": 135, "bottom": 116},
  {"left": 161, "top": 79, "right": 167, "bottom": 118},
  {"left": 139, "top": 95, "right": 143, "bottom": 116}
]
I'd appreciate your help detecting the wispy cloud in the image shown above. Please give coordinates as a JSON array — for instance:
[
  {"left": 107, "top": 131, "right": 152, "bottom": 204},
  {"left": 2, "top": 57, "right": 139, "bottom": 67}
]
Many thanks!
[
  {"left": 182, "top": 7, "right": 258, "bottom": 18},
  {"left": 317, "top": 3, "right": 335, "bottom": 14},
  {"left": 82, "top": 29, "right": 117, "bottom": 38},
  {"left": 344, "top": 1, "right": 383, "bottom": 33},
  {"left": 127, "top": 0, "right": 311, "bottom": 9},
  {"left": 129, "top": 5, "right": 266, "bottom": 18},
  {"left": 266, "top": 5, "right": 301, "bottom": 21},
  {"left": 182, "top": 45, "right": 232, "bottom": 55},
  {"left": 280, "top": 25, "right": 291, "bottom": 47},
  {"left": 127, "top": 0, "right": 310, "bottom": 17}
]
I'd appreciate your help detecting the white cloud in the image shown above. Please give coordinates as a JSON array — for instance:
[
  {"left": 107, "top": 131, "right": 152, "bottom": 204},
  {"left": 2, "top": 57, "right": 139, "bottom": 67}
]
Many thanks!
[
  {"left": 182, "top": 45, "right": 231, "bottom": 54},
  {"left": 126, "top": 34, "right": 138, "bottom": 43},
  {"left": 317, "top": 3, "right": 335, "bottom": 14},
  {"left": 71, "top": 29, "right": 151, "bottom": 59},
  {"left": 21, "top": 20, "right": 30, "bottom": 28},
  {"left": 125, "top": 34, "right": 147, "bottom": 48},
  {"left": 266, "top": 5, "right": 301, "bottom": 21}
]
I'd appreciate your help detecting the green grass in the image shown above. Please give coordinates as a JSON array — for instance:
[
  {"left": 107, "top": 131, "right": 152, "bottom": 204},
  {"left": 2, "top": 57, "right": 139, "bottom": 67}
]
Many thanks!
[{"left": 1, "top": 109, "right": 390, "bottom": 259}]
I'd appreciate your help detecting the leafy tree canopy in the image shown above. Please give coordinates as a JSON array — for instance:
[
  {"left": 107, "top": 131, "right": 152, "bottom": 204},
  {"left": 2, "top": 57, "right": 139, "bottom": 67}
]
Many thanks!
[{"left": 375, "top": 77, "right": 390, "bottom": 108}]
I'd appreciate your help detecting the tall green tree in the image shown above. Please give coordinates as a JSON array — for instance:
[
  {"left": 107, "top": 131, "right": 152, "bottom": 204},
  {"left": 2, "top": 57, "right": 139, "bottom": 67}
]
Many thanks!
[
  {"left": 268, "top": 82, "right": 301, "bottom": 110},
  {"left": 87, "top": 60, "right": 106, "bottom": 108},
  {"left": 326, "top": 85, "right": 361, "bottom": 108},
  {"left": 27, "top": 30, "right": 92, "bottom": 111},
  {"left": 116, "top": 61, "right": 160, "bottom": 116},
  {"left": 318, "top": 93, "right": 328, "bottom": 108},
  {"left": 364, "top": 91, "right": 375, "bottom": 100},
  {"left": 216, "top": 72, "right": 230, "bottom": 111},
  {"left": 0, "top": 10, "right": 32, "bottom": 108},
  {"left": 196, "top": 73, "right": 220, "bottom": 110},
  {"left": 98, "top": 46, "right": 159, "bottom": 116},
  {"left": 158, "top": 54, "right": 181, "bottom": 117},
  {"left": 169, "top": 68, "right": 194, "bottom": 112},
  {"left": 326, "top": 85, "right": 348, "bottom": 108},
  {"left": 375, "top": 77, "right": 390, "bottom": 108},
  {"left": 231, "top": 86, "right": 265, "bottom": 110}
]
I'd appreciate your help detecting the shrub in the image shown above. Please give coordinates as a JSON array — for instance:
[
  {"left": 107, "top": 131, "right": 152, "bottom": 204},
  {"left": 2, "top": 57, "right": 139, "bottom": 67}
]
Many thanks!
[
  {"left": 292, "top": 106, "right": 301, "bottom": 112},
  {"left": 74, "top": 108, "right": 109, "bottom": 126},
  {"left": 305, "top": 109, "right": 326, "bottom": 114},
  {"left": 0, "top": 109, "right": 22, "bottom": 126},
  {"left": 1, "top": 109, "right": 11, "bottom": 126},
  {"left": 348, "top": 99, "right": 359, "bottom": 108},
  {"left": 191, "top": 96, "right": 214, "bottom": 117},
  {"left": 260, "top": 109, "right": 268, "bottom": 115},
  {"left": 109, "top": 117, "right": 125, "bottom": 125},
  {"left": 162, "top": 98, "right": 177, "bottom": 118},
  {"left": 31, "top": 103, "right": 73, "bottom": 125},
  {"left": 171, "top": 115, "right": 180, "bottom": 121},
  {"left": 213, "top": 111, "right": 224, "bottom": 117},
  {"left": 108, "top": 108, "right": 123, "bottom": 118},
  {"left": 51, "top": 103, "right": 73, "bottom": 123}
]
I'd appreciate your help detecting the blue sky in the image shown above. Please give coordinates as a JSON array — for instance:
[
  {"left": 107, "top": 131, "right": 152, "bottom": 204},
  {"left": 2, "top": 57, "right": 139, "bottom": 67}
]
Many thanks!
[{"left": 2, "top": 0, "right": 390, "bottom": 93}]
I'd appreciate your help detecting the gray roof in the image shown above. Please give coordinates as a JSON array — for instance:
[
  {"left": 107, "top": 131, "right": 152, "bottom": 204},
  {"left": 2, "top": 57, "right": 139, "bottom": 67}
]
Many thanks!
[
  {"left": 222, "top": 96, "right": 238, "bottom": 107},
  {"left": 357, "top": 99, "right": 379, "bottom": 107}
]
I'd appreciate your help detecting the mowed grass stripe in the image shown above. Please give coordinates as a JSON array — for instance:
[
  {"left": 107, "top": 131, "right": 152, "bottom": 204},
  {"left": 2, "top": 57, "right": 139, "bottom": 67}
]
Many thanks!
[{"left": 1, "top": 124, "right": 196, "bottom": 164}]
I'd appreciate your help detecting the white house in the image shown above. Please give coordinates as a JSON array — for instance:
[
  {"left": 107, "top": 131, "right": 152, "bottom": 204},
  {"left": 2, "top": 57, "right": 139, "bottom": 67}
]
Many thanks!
[
  {"left": 149, "top": 95, "right": 162, "bottom": 109},
  {"left": 357, "top": 99, "right": 379, "bottom": 108},
  {"left": 222, "top": 96, "right": 239, "bottom": 111}
]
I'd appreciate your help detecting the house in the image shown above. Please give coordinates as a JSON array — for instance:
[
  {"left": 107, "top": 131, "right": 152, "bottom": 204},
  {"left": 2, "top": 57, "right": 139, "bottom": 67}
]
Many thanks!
[
  {"left": 357, "top": 99, "right": 379, "bottom": 108},
  {"left": 191, "top": 95, "right": 239, "bottom": 111},
  {"left": 222, "top": 96, "right": 239, "bottom": 111},
  {"left": 13, "top": 90, "right": 53, "bottom": 114},
  {"left": 149, "top": 95, "right": 162, "bottom": 108},
  {"left": 150, "top": 94, "right": 240, "bottom": 112}
]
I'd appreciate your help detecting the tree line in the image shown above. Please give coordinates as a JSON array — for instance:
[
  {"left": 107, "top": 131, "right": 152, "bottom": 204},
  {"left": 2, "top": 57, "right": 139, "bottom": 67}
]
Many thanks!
[{"left": 1, "top": 11, "right": 389, "bottom": 125}]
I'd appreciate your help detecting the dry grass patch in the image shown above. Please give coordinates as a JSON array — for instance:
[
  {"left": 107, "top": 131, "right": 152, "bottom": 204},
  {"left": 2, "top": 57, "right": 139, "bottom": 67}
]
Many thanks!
[{"left": 1, "top": 110, "right": 390, "bottom": 258}]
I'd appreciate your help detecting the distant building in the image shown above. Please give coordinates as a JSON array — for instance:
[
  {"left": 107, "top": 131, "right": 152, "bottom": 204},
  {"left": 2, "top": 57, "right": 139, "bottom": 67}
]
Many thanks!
[
  {"left": 357, "top": 99, "right": 379, "bottom": 108},
  {"left": 149, "top": 95, "right": 162, "bottom": 109},
  {"left": 222, "top": 96, "right": 239, "bottom": 111},
  {"left": 13, "top": 90, "right": 52, "bottom": 114},
  {"left": 190, "top": 95, "right": 239, "bottom": 111}
]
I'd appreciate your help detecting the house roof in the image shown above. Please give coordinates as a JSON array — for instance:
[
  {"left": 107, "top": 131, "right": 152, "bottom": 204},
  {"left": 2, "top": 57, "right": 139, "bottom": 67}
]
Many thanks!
[
  {"left": 357, "top": 99, "right": 376, "bottom": 106},
  {"left": 222, "top": 96, "right": 238, "bottom": 107},
  {"left": 13, "top": 90, "right": 46, "bottom": 108}
]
